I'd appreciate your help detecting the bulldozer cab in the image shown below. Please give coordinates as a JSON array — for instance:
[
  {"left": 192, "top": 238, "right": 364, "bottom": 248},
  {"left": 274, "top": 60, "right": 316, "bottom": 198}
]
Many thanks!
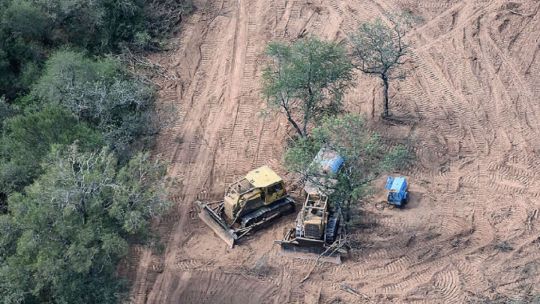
[
  {"left": 244, "top": 166, "right": 286, "bottom": 204},
  {"left": 264, "top": 181, "right": 285, "bottom": 204},
  {"left": 224, "top": 166, "right": 287, "bottom": 220}
]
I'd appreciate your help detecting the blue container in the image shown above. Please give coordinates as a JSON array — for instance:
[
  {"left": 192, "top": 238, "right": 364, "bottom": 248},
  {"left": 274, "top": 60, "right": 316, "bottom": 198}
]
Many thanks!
[
  {"left": 320, "top": 153, "right": 344, "bottom": 175},
  {"left": 304, "top": 148, "right": 344, "bottom": 195},
  {"left": 313, "top": 148, "right": 344, "bottom": 175}
]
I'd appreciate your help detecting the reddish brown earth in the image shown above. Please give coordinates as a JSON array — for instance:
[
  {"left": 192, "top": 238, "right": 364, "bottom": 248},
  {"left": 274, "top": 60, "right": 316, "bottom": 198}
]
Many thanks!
[{"left": 126, "top": 0, "right": 540, "bottom": 303}]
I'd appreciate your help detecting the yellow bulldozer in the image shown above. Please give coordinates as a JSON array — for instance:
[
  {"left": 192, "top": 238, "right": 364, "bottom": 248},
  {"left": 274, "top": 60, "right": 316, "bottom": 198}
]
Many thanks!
[
  {"left": 276, "top": 193, "right": 346, "bottom": 264},
  {"left": 275, "top": 148, "right": 348, "bottom": 264},
  {"left": 195, "top": 166, "right": 295, "bottom": 247}
]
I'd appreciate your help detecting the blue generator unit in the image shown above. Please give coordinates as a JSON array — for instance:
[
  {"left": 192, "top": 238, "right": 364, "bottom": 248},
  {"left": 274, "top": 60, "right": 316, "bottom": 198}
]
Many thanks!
[{"left": 385, "top": 176, "right": 409, "bottom": 207}]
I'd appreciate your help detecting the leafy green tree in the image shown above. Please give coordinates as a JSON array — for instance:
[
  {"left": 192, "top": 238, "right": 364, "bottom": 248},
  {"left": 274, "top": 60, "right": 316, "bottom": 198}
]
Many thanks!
[
  {"left": 1, "top": 1, "right": 49, "bottom": 41},
  {"left": 0, "top": 145, "right": 170, "bottom": 303},
  {"left": 0, "top": 0, "right": 185, "bottom": 99},
  {"left": 33, "top": 50, "right": 156, "bottom": 158},
  {"left": 0, "top": 104, "right": 103, "bottom": 194},
  {"left": 0, "top": 96, "right": 15, "bottom": 126},
  {"left": 285, "top": 114, "right": 409, "bottom": 215},
  {"left": 0, "top": 1, "right": 188, "bottom": 301},
  {"left": 263, "top": 37, "right": 354, "bottom": 138},
  {"left": 0, "top": 0, "right": 48, "bottom": 99},
  {"left": 350, "top": 16, "right": 413, "bottom": 117},
  {"left": 25, "top": 0, "right": 146, "bottom": 52}
]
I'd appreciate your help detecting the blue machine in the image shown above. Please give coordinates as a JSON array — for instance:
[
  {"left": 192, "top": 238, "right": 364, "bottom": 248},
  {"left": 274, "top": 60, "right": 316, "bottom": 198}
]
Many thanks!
[
  {"left": 317, "top": 151, "right": 344, "bottom": 175},
  {"left": 385, "top": 176, "right": 409, "bottom": 207},
  {"left": 304, "top": 148, "right": 344, "bottom": 195}
]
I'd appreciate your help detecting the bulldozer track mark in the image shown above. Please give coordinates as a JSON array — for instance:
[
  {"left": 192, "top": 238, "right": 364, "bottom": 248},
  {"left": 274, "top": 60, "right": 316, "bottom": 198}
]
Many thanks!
[
  {"left": 415, "top": 1, "right": 499, "bottom": 52},
  {"left": 130, "top": 249, "right": 152, "bottom": 304},
  {"left": 287, "top": 287, "right": 305, "bottom": 304},
  {"left": 273, "top": 0, "right": 287, "bottom": 20},
  {"left": 479, "top": 30, "right": 540, "bottom": 137},
  {"left": 380, "top": 255, "right": 414, "bottom": 274},
  {"left": 433, "top": 265, "right": 465, "bottom": 303},
  {"left": 412, "top": 50, "right": 491, "bottom": 156},
  {"left": 171, "top": 259, "right": 215, "bottom": 272},
  {"left": 161, "top": 211, "right": 181, "bottom": 224},
  {"left": 454, "top": 259, "right": 490, "bottom": 293},
  {"left": 410, "top": 1, "right": 468, "bottom": 35},
  {"left": 469, "top": 209, "right": 496, "bottom": 250},
  {"left": 325, "top": 0, "right": 376, "bottom": 36},
  {"left": 438, "top": 212, "right": 471, "bottom": 240},
  {"left": 375, "top": 265, "right": 438, "bottom": 295}
]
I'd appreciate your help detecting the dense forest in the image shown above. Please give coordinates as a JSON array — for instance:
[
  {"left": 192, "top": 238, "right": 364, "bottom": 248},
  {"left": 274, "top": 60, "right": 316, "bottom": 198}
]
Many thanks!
[{"left": 0, "top": 0, "right": 192, "bottom": 302}]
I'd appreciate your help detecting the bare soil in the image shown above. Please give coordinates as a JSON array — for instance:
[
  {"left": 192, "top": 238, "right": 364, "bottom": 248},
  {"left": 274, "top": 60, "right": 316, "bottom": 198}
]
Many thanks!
[{"left": 126, "top": 0, "right": 540, "bottom": 303}]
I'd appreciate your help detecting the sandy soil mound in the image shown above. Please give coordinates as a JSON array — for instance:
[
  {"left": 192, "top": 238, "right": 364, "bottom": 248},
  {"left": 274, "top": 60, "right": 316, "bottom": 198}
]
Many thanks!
[{"left": 127, "top": 0, "right": 540, "bottom": 303}]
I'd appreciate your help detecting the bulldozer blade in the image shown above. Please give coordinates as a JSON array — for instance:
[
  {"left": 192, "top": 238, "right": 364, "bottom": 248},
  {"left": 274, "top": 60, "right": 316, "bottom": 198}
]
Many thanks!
[
  {"left": 196, "top": 201, "right": 237, "bottom": 248},
  {"left": 277, "top": 241, "right": 342, "bottom": 264}
]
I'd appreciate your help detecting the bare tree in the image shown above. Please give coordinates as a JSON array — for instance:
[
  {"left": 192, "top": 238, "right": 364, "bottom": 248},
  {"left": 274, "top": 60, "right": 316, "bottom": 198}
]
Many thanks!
[{"left": 350, "top": 15, "right": 413, "bottom": 118}]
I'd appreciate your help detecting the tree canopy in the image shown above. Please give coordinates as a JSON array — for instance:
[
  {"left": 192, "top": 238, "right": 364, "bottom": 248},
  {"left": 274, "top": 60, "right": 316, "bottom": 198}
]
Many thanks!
[
  {"left": 0, "top": 146, "right": 170, "bottom": 304},
  {"left": 33, "top": 50, "right": 157, "bottom": 158},
  {"left": 0, "top": 104, "right": 103, "bottom": 194},
  {"left": 0, "top": 0, "right": 189, "bottom": 301},
  {"left": 0, "top": 50, "right": 157, "bottom": 196},
  {"left": 263, "top": 37, "right": 354, "bottom": 137},
  {"left": 350, "top": 16, "right": 413, "bottom": 117},
  {"left": 0, "top": 0, "right": 194, "bottom": 100}
]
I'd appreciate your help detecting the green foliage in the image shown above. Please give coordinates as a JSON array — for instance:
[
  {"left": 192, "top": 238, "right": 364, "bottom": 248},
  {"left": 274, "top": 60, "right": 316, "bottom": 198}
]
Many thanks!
[
  {"left": 33, "top": 50, "right": 119, "bottom": 101},
  {"left": 0, "top": 0, "right": 193, "bottom": 100},
  {"left": 0, "top": 145, "right": 170, "bottom": 303},
  {"left": 1, "top": 1, "right": 49, "bottom": 41},
  {"left": 350, "top": 15, "right": 413, "bottom": 117},
  {"left": 0, "top": 0, "right": 48, "bottom": 99},
  {"left": 285, "top": 114, "right": 410, "bottom": 213},
  {"left": 0, "top": 96, "right": 15, "bottom": 126},
  {"left": 21, "top": 0, "right": 146, "bottom": 51},
  {"left": 0, "top": 104, "right": 103, "bottom": 193},
  {"left": 0, "top": 1, "right": 188, "bottom": 301},
  {"left": 380, "top": 144, "right": 410, "bottom": 172},
  {"left": 350, "top": 18, "right": 410, "bottom": 75},
  {"left": 33, "top": 50, "right": 156, "bottom": 158},
  {"left": 263, "top": 37, "right": 354, "bottom": 137},
  {"left": 134, "top": 31, "right": 152, "bottom": 50}
]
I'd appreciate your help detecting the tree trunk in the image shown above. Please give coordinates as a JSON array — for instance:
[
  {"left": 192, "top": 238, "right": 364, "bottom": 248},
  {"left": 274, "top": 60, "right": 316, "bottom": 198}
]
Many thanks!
[
  {"left": 289, "top": 115, "right": 305, "bottom": 138},
  {"left": 280, "top": 96, "right": 305, "bottom": 138},
  {"left": 303, "top": 84, "right": 315, "bottom": 136},
  {"left": 302, "top": 112, "right": 309, "bottom": 137},
  {"left": 283, "top": 106, "right": 304, "bottom": 137},
  {"left": 382, "top": 74, "right": 390, "bottom": 117}
]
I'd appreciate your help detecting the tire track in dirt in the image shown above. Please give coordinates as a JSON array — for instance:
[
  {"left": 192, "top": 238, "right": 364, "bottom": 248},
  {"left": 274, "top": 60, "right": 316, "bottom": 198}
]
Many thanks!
[
  {"left": 129, "top": 247, "right": 153, "bottom": 304},
  {"left": 135, "top": 0, "right": 249, "bottom": 302},
  {"left": 415, "top": 1, "right": 498, "bottom": 52}
]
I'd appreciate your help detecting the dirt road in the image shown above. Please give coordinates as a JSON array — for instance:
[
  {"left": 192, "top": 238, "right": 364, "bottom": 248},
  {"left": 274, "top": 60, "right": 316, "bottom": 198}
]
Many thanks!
[{"left": 128, "top": 0, "right": 540, "bottom": 302}]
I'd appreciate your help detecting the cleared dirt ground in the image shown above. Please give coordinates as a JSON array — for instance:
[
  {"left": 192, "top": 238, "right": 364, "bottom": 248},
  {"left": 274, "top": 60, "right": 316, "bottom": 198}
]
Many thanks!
[{"left": 126, "top": 0, "right": 540, "bottom": 303}]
